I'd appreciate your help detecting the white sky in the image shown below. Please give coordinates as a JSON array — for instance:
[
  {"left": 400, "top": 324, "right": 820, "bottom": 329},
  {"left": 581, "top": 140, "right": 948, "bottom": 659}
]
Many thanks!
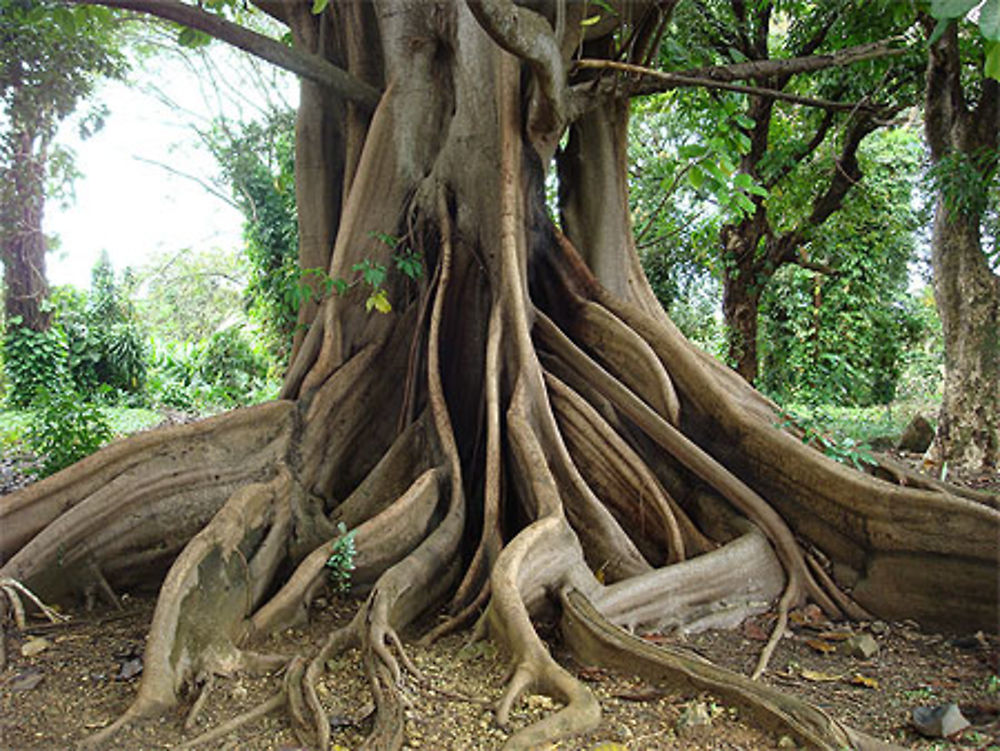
[{"left": 44, "top": 41, "right": 297, "bottom": 287}]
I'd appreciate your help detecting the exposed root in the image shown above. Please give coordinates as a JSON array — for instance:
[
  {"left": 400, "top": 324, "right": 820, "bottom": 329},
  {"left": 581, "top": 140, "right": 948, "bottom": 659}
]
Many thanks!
[
  {"left": 183, "top": 675, "right": 216, "bottom": 732},
  {"left": 0, "top": 577, "right": 70, "bottom": 629},
  {"left": 751, "top": 579, "right": 795, "bottom": 680},
  {"left": 561, "top": 588, "right": 904, "bottom": 751},
  {"left": 420, "top": 579, "right": 491, "bottom": 645},
  {"left": 0, "top": 577, "right": 69, "bottom": 671},
  {"left": 177, "top": 691, "right": 286, "bottom": 750}
]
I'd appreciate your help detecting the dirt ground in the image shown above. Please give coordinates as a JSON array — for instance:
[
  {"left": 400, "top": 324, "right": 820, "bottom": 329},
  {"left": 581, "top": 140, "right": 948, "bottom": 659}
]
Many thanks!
[
  {"left": 1, "top": 448, "right": 997, "bottom": 751},
  {"left": 1, "top": 587, "right": 997, "bottom": 751}
]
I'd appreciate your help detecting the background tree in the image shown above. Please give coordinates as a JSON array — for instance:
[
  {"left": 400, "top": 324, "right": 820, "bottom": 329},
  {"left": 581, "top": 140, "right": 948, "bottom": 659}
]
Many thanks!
[
  {"left": 921, "top": 2, "right": 999, "bottom": 471},
  {"left": 0, "top": 0, "right": 124, "bottom": 332},
  {"left": 758, "top": 127, "right": 925, "bottom": 407},
  {"left": 205, "top": 107, "right": 301, "bottom": 359},
  {"left": 1, "top": 3, "right": 996, "bottom": 751},
  {"left": 656, "top": 0, "right": 921, "bottom": 383}
]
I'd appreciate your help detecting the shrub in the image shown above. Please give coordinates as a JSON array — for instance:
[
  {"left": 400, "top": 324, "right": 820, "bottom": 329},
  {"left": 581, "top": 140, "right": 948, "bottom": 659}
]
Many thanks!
[
  {"left": 1, "top": 323, "right": 69, "bottom": 408},
  {"left": 25, "top": 387, "right": 112, "bottom": 478}
]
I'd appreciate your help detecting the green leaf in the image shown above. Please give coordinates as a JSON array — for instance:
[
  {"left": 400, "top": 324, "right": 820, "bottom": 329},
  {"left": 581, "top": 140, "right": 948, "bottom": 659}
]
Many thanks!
[
  {"left": 981, "top": 0, "right": 1000, "bottom": 41},
  {"left": 929, "top": 0, "right": 978, "bottom": 19},
  {"left": 927, "top": 18, "right": 953, "bottom": 46},
  {"left": 366, "top": 289, "right": 392, "bottom": 314},
  {"left": 312, "top": 0, "right": 330, "bottom": 14},
  {"left": 986, "top": 40, "right": 1000, "bottom": 80},
  {"left": 678, "top": 143, "right": 708, "bottom": 160},
  {"left": 734, "top": 114, "right": 755, "bottom": 130},
  {"left": 688, "top": 166, "right": 706, "bottom": 190},
  {"left": 733, "top": 172, "right": 755, "bottom": 190},
  {"left": 581, "top": 14, "right": 602, "bottom": 26},
  {"left": 178, "top": 27, "right": 212, "bottom": 48}
]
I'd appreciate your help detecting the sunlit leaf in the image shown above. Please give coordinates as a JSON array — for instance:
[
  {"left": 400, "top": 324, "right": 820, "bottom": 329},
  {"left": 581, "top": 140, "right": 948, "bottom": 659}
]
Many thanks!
[
  {"left": 366, "top": 289, "right": 392, "bottom": 314},
  {"left": 850, "top": 674, "right": 880, "bottom": 689},
  {"left": 312, "top": 0, "right": 331, "bottom": 14},
  {"left": 801, "top": 669, "right": 843, "bottom": 682},
  {"left": 929, "top": 0, "right": 979, "bottom": 19},
  {"left": 986, "top": 40, "right": 1000, "bottom": 80},
  {"left": 982, "top": 0, "right": 1000, "bottom": 41}
]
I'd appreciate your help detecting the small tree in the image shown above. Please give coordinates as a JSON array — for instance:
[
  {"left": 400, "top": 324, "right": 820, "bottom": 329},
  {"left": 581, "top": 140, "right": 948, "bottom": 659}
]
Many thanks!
[{"left": 0, "top": 1, "right": 124, "bottom": 333}]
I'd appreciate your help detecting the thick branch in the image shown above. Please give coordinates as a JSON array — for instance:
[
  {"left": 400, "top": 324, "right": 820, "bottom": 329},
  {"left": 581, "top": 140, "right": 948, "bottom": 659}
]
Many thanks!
[
  {"left": 466, "top": 0, "right": 566, "bottom": 135},
  {"left": 67, "top": 0, "right": 381, "bottom": 110},
  {"left": 569, "top": 37, "right": 906, "bottom": 118},
  {"left": 571, "top": 60, "right": 884, "bottom": 113},
  {"left": 681, "top": 38, "right": 907, "bottom": 84}
]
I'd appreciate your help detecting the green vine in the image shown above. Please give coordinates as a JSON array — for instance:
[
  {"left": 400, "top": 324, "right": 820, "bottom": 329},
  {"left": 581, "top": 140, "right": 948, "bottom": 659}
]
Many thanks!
[{"left": 325, "top": 521, "right": 357, "bottom": 594}]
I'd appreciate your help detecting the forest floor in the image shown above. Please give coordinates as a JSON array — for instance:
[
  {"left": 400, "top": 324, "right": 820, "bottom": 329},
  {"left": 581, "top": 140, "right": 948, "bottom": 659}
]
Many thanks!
[
  {"left": 0, "top": 587, "right": 997, "bottom": 750},
  {"left": 1, "top": 442, "right": 997, "bottom": 750}
]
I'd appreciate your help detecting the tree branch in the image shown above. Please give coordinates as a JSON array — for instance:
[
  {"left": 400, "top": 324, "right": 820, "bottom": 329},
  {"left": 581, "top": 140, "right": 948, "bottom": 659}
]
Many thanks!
[
  {"left": 466, "top": 0, "right": 566, "bottom": 136},
  {"left": 569, "top": 60, "right": 889, "bottom": 114},
  {"left": 763, "top": 107, "right": 837, "bottom": 190},
  {"left": 661, "top": 37, "right": 907, "bottom": 85},
  {"left": 66, "top": 0, "right": 381, "bottom": 110}
]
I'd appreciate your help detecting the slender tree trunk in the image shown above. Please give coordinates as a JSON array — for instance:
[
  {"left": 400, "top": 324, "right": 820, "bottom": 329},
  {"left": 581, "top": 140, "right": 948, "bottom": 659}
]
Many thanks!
[
  {"left": 1, "top": 128, "right": 51, "bottom": 332},
  {"left": 923, "top": 22, "right": 1000, "bottom": 471},
  {"left": 929, "top": 200, "right": 1000, "bottom": 470},
  {"left": 721, "top": 225, "right": 762, "bottom": 383}
]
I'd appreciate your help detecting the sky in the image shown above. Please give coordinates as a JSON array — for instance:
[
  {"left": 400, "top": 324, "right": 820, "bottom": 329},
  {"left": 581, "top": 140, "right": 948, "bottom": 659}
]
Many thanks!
[{"left": 44, "top": 42, "right": 296, "bottom": 288}]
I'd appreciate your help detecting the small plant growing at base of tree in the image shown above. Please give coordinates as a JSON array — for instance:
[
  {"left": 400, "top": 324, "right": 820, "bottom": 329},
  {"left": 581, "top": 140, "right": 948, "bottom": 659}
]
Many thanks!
[
  {"left": 325, "top": 522, "right": 357, "bottom": 594},
  {"left": 26, "top": 388, "right": 112, "bottom": 478}
]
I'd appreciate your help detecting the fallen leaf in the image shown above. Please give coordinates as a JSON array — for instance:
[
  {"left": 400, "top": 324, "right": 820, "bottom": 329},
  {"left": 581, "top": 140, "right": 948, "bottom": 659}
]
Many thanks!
[
  {"left": 850, "top": 674, "right": 879, "bottom": 689},
  {"left": 742, "top": 620, "right": 770, "bottom": 641},
  {"left": 9, "top": 668, "right": 44, "bottom": 692},
  {"left": 789, "top": 603, "right": 826, "bottom": 628},
  {"left": 801, "top": 669, "right": 843, "bottom": 683},
  {"left": 805, "top": 638, "right": 837, "bottom": 654},
  {"left": 20, "top": 637, "right": 51, "bottom": 657}
]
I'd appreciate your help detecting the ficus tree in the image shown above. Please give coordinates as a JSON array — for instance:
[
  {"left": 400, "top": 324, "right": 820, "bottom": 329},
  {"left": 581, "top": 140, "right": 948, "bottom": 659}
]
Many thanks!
[
  {"left": 0, "top": 0, "right": 125, "bottom": 333},
  {"left": 0, "top": 3, "right": 996, "bottom": 751}
]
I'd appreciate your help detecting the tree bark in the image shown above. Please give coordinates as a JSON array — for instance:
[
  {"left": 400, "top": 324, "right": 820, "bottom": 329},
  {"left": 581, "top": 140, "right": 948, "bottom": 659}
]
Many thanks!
[
  {"left": 929, "top": 201, "right": 1000, "bottom": 470},
  {"left": 1, "top": 127, "right": 51, "bottom": 332}
]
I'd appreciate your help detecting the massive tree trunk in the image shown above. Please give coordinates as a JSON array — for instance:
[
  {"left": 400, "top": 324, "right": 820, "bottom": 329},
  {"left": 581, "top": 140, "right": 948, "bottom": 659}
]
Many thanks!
[
  {"left": 924, "top": 22, "right": 1000, "bottom": 472},
  {"left": 1, "top": 125, "right": 51, "bottom": 332},
  {"left": 2, "top": 3, "right": 997, "bottom": 750}
]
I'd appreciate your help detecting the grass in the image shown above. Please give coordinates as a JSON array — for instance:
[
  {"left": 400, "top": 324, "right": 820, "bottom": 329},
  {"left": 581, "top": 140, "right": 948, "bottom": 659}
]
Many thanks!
[
  {"left": 0, "top": 406, "right": 162, "bottom": 451},
  {"left": 780, "top": 398, "right": 940, "bottom": 448}
]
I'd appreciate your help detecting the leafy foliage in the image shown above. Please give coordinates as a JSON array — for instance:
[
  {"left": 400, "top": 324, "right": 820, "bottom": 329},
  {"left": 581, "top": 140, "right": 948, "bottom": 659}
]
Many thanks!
[
  {"left": 138, "top": 247, "right": 246, "bottom": 343},
  {"left": 146, "top": 326, "right": 274, "bottom": 411},
  {"left": 758, "top": 129, "right": 926, "bottom": 406},
  {"left": 206, "top": 108, "right": 299, "bottom": 358},
  {"left": 1, "top": 322, "right": 69, "bottom": 407},
  {"left": 25, "top": 386, "right": 112, "bottom": 478},
  {"left": 55, "top": 253, "right": 147, "bottom": 398},
  {"left": 325, "top": 522, "right": 357, "bottom": 594}
]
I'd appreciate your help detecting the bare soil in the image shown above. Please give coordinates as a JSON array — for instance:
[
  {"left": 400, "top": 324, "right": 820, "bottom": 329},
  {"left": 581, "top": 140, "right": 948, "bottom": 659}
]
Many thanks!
[{"left": 1, "top": 587, "right": 997, "bottom": 751}]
